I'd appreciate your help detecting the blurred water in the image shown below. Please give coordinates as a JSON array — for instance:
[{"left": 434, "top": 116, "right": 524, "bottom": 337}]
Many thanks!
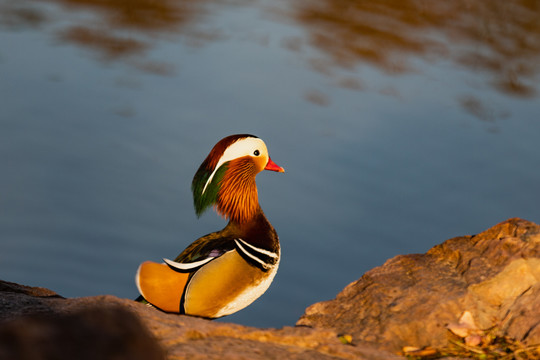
[{"left": 1, "top": 0, "right": 539, "bottom": 327}]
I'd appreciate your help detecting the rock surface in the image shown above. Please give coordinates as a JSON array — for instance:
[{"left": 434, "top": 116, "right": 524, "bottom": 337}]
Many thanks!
[
  {"left": 0, "top": 282, "right": 165, "bottom": 360},
  {"left": 298, "top": 218, "right": 540, "bottom": 352},
  {"left": 0, "top": 281, "right": 399, "bottom": 359},
  {"left": 1, "top": 218, "right": 539, "bottom": 359}
]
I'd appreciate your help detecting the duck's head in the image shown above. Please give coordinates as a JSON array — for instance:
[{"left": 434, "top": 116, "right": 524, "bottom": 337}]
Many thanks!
[{"left": 192, "top": 134, "right": 284, "bottom": 223}]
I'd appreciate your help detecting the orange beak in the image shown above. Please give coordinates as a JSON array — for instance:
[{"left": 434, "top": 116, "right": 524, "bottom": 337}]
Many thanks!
[{"left": 264, "top": 157, "right": 285, "bottom": 173}]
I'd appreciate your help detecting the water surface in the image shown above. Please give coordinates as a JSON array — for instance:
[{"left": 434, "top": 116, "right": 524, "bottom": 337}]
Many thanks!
[{"left": 1, "top": 0, "right": 539, "bottom": 327}]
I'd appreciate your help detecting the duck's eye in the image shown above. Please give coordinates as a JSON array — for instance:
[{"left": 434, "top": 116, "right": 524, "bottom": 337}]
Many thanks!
[{"left": 253, "top": 150, "right": 260, "bottom": 156}]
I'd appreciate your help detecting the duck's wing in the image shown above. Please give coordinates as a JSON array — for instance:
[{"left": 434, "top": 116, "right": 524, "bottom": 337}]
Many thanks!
[
  {"left": 135, "top": 232, "right": 237, "bottom": 314},
  {"left": 135, "top": 260, "right": 189, "bottom": 313},
  {"left": 173, "top": 231, "right": 237, "bottom": 263}
]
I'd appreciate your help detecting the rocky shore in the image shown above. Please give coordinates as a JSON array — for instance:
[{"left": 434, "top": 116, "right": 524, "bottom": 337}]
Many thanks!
[{"left": 1, "top": 218, "right": 539, "bottom": 359}]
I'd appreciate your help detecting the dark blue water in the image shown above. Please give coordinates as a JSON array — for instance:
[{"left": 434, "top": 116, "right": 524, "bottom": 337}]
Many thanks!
[{"left": 1, "top": 0, "right": 539, "bottom": 327}]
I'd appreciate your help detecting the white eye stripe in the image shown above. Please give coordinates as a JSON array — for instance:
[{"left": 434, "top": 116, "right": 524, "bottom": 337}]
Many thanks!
[{"left": 201, "top": 137, "right": 268, "bottom": 195}]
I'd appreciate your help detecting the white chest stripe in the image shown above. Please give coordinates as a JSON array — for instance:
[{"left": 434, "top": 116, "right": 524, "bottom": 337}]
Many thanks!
[
  {"left": 235, "top": 238, "right": 278, "bottom": 258},
  {"left": 234, "top": 239, "right": 278, "bottom": 271},
  {"left": 234, "top": 240, "right": 268, "bottom": 269},
  {"left": 163, "top": 256, "right": 215, "bottom": 271}
]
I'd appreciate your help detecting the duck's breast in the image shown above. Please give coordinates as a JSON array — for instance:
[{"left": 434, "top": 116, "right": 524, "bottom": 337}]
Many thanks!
[{"left": 184, "top": 248, "right": 279, "bottom": 318}]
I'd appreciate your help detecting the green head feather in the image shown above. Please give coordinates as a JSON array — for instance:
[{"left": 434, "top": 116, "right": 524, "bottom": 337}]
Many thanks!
[{"left": 191, "top": 162, "right": 229, "bottom": 217}]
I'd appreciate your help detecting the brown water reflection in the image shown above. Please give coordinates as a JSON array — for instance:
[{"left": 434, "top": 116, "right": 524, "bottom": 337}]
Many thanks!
[
  {"left": 1, "top": 0, "right": 221, "bottom": 73},
  {"left": 56, "top": 0, "right": 197, "bottom": 31},
  {"left": 3, "top": 0, "right": 540, "bottom": 96},
  {"left": 292, "top": 0, "right": 540, "bottom": 98}
]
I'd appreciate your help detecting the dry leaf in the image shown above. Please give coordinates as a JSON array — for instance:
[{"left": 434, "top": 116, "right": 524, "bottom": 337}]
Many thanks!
[
  {"left": 338, "top": 334, "right": 353, "bottom": 345},
  {"left": 465, "top": 334, "right": 482, "bottom": 346},
  {"left": 447, "top": 311, "right": 479, "bottom": 338},
  {"left": 402, "top": 346, "right": 438, "bottom": 356}
]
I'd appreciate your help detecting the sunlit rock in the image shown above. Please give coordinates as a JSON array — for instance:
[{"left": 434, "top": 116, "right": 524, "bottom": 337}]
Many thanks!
[{"left": 297, "top": 218, "right": 540, "bottom": 351}]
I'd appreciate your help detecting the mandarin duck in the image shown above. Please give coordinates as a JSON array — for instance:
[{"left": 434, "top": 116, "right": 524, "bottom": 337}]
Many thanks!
[{"left": 135, "top": 134, "right": 284, "bottom": 318}]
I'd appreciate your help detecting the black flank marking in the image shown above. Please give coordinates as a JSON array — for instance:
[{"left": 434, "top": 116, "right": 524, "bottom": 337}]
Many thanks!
[
  {"left": 234, "top": 240, "right": 277, "bottom": 272},
  {"left": 179, "top": 273, "right": 197, "bottom": 314}
]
